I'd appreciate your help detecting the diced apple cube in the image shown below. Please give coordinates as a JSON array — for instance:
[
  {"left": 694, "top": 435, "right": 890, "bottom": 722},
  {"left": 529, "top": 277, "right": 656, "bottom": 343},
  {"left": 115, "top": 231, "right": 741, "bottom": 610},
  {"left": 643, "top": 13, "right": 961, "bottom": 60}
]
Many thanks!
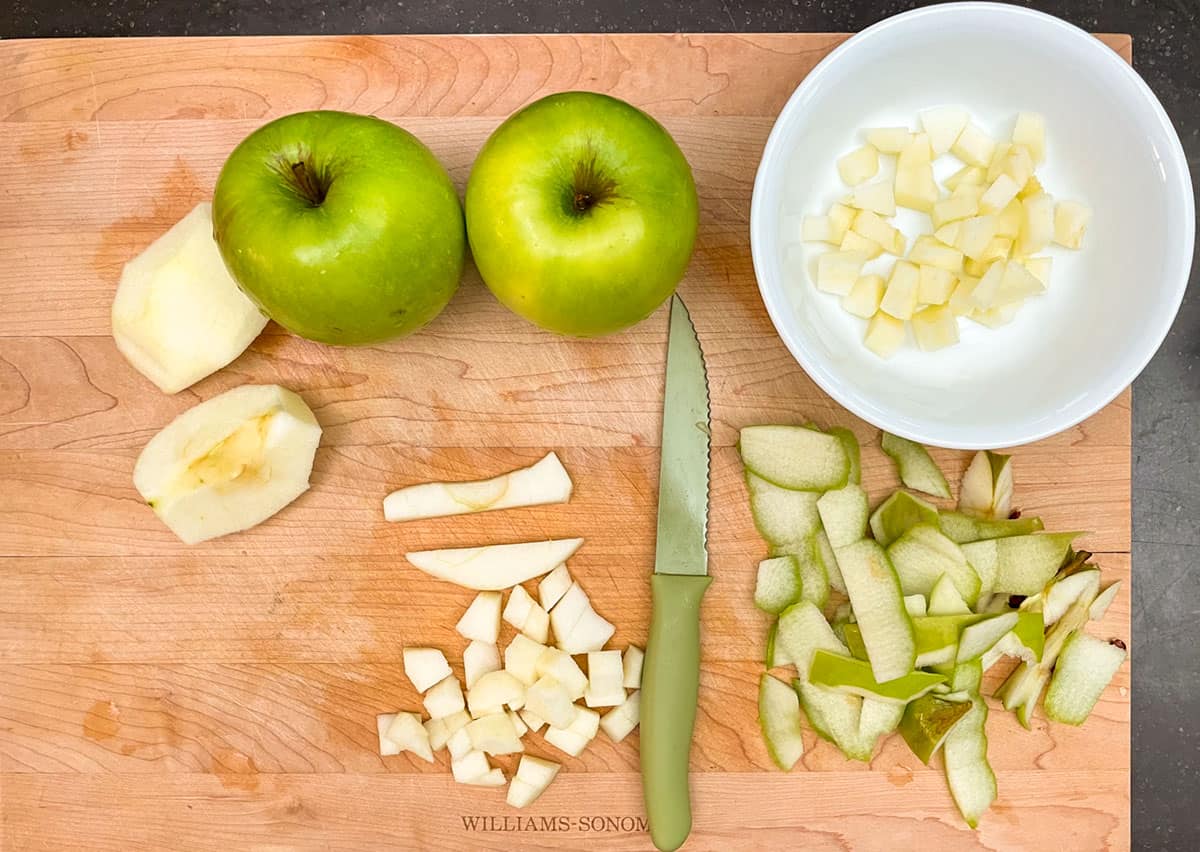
[
  {"left": 504, "top": 634, "right": 549, "bottom": 686},
  {"left": 828, "top": 203, "right": 856, "bottom": 242},
  {"left": 985, "top": 142, "right": 1012, "bottom": 183},
  {"left": 815, "top": 250, "right": 869, "bottom": 296},
  {"left": 451, "top": 749, "right": 492, "bottom": 784},
  {"left": 852, "top": 210, "right": 903, "bottom": 254},
  {"left": 1054, "top": 201, "right": 1092, "bottom": 249},
  {"left": 424, "top": 709, "right": 470, "bottom": 750},
  {"left": 522, "top": 603, "right": 550, "bottom": 644},
  {"left": 536, "top": 647, "right": 589, "bottom": 699},
  {"left": 951, "top": 182, "right": 985, "bottom": 203},
  {"left": 447, "top": 726, "right": 473, "bottom": 760},
  {"left": 949, "top": 276, "right": 980, "bottom": 316},
  {"left": 538, "top": 563, "right": 572, "bottom": 611},
  {"left": 864, "top": 312, "right": 906, "bottom": 359},
  {"left": 548, "top": 582, "right": 590, "bottom": 641},
  {"left": 519, "top": 708, "right": 546, "bottom": 733},
  {"left": 933, "top": 222, "right": 961, "bottom": 247},
  {"left": 382, "top": 711, "right": 435, "bottom": 762},
  {"left": 911, "top": 305, "right": 960, "bottom": 351},
  {"left": 547, "top": 583, "right": 615, "bottom": 654},
  {"left": 1018, "top": 175, "right": 1044, "bottom": 200},
  {"left": 849, "top": 181, "right": 896, "bottom": 217},
  {"left": 997, "top": 260, "right": 1046, "bottom": 304},
  {"left": 968, "top": 260, "right": 1007, "bottom": 309},
  {"left": 1002, "top": 145, "right": 1035, "bottom": 187},
  {"left": 919, "top": 106, "right": 969, "bottom": 156},
  {"left": 837, "top": 144, "right": 880, "bottom": 185},
  {"left": 465, "top": 767, "right": 507, "bottom": 787},
  {"left": 1021, "top": 256, "right": 1053, "bottom": 286},
  {"left": 503, "top": 585, "right": 536, "bottom": 630},
  {"left": 466, "top": 712, "right": 524, "bottom": 755},
  {"left": 403, "top": 648, "right": 453, "bottom": 693},
  {"left": 951, "top": 123, "right": 996, "bottom": 167},
  {"left": 467, "top": 669, "right": 526, "bottom": 717},
  {"left": 377, "top": 713, "right": 401, "bottom": 757},
  {"left": 979, "top": 174, "right": 1021, "bottom": 214},
  {"left": 955, "top": 215, "right": 998, "bottom": 261},
  {"left": 1016, "top": 194, "right": 1055, "bottom": 256},
  {"left": 899, "top": 132, "right": 933, "bottom": 166},
  {"left": 464, "top": 640, "right": 500, "bottom": 689},
  {"left": 584, "top": 650, "right": 626, "bottom": 708},
  {"left": 507, "top": 707, "right": 528, "bottom": 738},
  {"left": 841, "top": 274, "right": 886, "bottom": 319},
  {"left": 963, "top": 256, "right": 990, "bottom": 277},
  {"left": 917, "top": 266, "right": 957, "bottom": 305},
  {"left": 944, "top": 165, "right": 985, "bottom": 191},
  {"left": 524, "top": 675, "right": 579, "bottom": 730},
  {"left": 507, "top": 755, "right": 562, "bottom": 809},
  {"left": 840, "top": 230, "right": 884, "bottom": 260},
  {"left": 599, "top": 690, "right": 641, "bottom": 743},
  {"left": 994, "top": 199, "right": 1022, "bottom": 239},
  {"left": 865, "top": 127, "right": 913, "bottom": 153},
  {"left": 931, "top": 194, "right": 978, "bottom": 229},
  {"left": 970, "top": 301, "right": 1024, "bottom": 328},
  {"left": 545, "top": 706, "right": 601, "bottom": 758},
  {"left": 909, "top": 235, "right": 963, "bottom": 273},
  {"left": 895, "top": 164, "right": 940, "bottom": 212},
  {"left": 623, "top": 645, "right": 644, "bottom": 689},
  {"left": 880, "top": 260, "right": 920, "bottom": 320},
  {"left": 424, "top": 675, "right": 466, "bottom": 719},
  {"left": 980, "top": 237, "right": 1013, "bottom": 263},
  {"left": 456, "top": 592, "right": 502, "bottom": 644},
  {"left": 1012, "top": 112, "right": 1046, "bottom": 163}
]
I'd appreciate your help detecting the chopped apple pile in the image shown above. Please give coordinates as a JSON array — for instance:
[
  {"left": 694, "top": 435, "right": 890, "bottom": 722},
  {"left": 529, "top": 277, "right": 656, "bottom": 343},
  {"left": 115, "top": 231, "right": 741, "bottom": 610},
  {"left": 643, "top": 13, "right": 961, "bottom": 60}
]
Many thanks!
[
  {"left": 378, "top": 573, "right": 642, "bottom": 805},
  {"left": 791, "top": 109, "right": 1093, "bottom": 357},
  {"left": 377, "top": 459, "right": 640, "bottom": 808},
  {"left": 740, "top": 421, "right": 1125, "bottom": 828}
]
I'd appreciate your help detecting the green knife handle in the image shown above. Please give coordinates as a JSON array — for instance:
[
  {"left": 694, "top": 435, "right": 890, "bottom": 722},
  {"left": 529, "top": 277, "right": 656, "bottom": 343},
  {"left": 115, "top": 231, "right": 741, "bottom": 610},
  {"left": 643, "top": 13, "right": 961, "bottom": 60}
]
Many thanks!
[{"left": 640, "top": 573, "right": 713, "bottom": 852}]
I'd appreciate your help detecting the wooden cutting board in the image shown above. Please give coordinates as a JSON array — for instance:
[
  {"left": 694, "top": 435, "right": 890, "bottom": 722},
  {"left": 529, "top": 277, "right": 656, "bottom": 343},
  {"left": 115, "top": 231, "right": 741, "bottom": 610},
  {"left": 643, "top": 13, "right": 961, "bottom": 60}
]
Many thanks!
[{"left": 0, "top": 33, "right": 1131, "bottom": 851}]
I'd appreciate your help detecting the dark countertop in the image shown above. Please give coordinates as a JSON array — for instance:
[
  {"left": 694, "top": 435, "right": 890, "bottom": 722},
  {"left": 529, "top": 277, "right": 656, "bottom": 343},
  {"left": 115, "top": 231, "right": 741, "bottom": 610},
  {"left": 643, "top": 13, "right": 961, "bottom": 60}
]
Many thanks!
[{"left": 6, "top": 1, "right": 1198, "bottom": 847}]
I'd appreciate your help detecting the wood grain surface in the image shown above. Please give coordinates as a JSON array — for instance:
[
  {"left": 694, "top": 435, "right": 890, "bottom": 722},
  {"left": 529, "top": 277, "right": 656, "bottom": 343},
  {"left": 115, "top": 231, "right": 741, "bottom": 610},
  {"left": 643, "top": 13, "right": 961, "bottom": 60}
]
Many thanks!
[{"left": 0, "top": 33, "right": 1132, "bottom": 851}]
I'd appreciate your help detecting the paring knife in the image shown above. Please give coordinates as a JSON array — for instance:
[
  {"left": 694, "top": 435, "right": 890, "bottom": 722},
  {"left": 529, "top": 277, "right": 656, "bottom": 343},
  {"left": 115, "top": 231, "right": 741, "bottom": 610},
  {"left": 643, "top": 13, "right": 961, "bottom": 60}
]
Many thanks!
[{"left": 640, "top": 294, "right": 712, "bottom": 852}]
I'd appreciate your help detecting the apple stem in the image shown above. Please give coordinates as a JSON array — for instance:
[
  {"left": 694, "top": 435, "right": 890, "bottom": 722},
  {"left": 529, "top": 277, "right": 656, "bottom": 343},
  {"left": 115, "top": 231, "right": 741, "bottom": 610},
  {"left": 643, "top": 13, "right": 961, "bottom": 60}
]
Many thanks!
[{"left": 290, "top": 160, "right": 327, "bottom": 206}]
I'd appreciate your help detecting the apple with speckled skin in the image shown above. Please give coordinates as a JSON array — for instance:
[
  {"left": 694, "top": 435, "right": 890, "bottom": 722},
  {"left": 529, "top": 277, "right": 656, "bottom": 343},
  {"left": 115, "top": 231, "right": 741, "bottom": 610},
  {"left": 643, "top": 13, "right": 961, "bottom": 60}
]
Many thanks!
[
  {"left": 213, "top": 110, "right": 465, "bottom": 346},
  {"left": 465, "top": 92, "right": 699, "bottom": 337}
]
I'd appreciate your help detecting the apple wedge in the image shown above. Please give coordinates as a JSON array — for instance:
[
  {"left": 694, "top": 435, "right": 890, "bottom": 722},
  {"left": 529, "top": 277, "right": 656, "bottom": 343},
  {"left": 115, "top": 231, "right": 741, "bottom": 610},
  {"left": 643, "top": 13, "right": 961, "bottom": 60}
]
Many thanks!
[
  {"left": 133, "top": 384, "right": 321, "bottom": 544},
  {"left": 383, "top": 452, "right": 573, "bottom": 522},
  {"left": 112, "top": 202, "right": 267, "bottom": 394},
  {"left": 406, "top": 538, "right": 583, "bottom": 590}
]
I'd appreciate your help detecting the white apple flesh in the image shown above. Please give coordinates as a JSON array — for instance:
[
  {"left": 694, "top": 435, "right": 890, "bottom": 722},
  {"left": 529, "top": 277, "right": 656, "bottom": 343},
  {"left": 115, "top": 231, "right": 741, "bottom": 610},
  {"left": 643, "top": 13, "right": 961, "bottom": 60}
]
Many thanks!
[
  {"left": 112, "top": 203, "right": 267, "bottom": 394},
  {"left": 406, "top": 538, "right": 583, "bottom": 590},
  {"left": 383, "top": 452, "right": 572, "bottom": 521},
  {"left": 133, "top": 384, "right": 321, "bottom": 544}
]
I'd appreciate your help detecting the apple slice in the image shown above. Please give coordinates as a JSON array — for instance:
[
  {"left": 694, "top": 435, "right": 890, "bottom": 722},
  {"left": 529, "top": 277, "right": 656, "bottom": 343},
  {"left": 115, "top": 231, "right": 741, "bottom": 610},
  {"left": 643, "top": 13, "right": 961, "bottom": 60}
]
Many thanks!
[
  {"left": 424, "top": 675, "right": 466, "bottom": 719},
  {"left": 506, "top": 755, "right": 562, "bottom": 809},
  {"left": 383, "top": 452, "right": 572, "bottom": 522},
  {"left": 402, "top": 647, "right": 453, "bottom": 693},
  {"left": 623, "top": 645, "right": 645, "bottom": 689},
  {"left": 545, "top": 706, "right": 601, "bottom": 757},
  {"left": 406, "top": 538, "right": 583, "bottom": 590},
  {"left": 133, "top": 384, "right": 321, "bottom": 545},
  {"left": 380, "top": 711, "right": 434, "bottom": 762},
  {"left": 465, "top": 713, "right": 525, "bottom": 755},
  {"left": 463, "top": 640, "right": 500, "bottom": 689},
  {"left": 112, "top": 203, "right": 268, "bottom": 394},
  {"left": 456, "top": 592, "right": 502, "bottom": 643},
  {"left": 584, "top": 650, "right": 626, "bottom": 708}
]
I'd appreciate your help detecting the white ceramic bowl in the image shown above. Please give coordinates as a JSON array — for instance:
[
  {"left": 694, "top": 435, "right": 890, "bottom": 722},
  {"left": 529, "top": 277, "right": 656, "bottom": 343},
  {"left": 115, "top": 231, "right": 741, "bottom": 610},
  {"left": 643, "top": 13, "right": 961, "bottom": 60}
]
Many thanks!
[{"left": 750, "top": 2, "right": 1193, "bottom": 449}]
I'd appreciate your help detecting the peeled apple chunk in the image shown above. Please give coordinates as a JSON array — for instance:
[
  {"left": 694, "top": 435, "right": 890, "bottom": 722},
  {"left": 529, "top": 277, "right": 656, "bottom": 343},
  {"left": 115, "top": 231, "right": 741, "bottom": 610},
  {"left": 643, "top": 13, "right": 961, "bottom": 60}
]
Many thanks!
[
  {"left": 600, "top": 689, "right": 641, "bottom": 743},
  {"left": 405, "top": 538, "right": 583, "bottom": 590},
  {"left": 403, "top": 648, "right": 453, "bottom": 693},
  {"left": 506, "top": 755, "right": 561, "bottom": 809},
  {"left": 383, "top": 452, "right": 572, "bottom": 522},
  {"left": 133, "top": 384, "right": 321, "bottom": 544},
  {"left": 456, "top": 592, "right": 502, "bottom": 643},
  {"left": 382, "top": 711, "right": 435, "bottom": 762},
  {"left": 111, "top": 203, "right": 267, "bottom": 394}
]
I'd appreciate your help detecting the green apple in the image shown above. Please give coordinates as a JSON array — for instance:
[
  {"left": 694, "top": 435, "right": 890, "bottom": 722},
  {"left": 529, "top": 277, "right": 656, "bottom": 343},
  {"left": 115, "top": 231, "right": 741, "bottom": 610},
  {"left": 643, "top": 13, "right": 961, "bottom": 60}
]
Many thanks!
[
  {"left": 213, "top": 110, "right": 465, "bottom": 345},
  {"left": 465, "top": 92, "right": 698, "bottom": 337}
]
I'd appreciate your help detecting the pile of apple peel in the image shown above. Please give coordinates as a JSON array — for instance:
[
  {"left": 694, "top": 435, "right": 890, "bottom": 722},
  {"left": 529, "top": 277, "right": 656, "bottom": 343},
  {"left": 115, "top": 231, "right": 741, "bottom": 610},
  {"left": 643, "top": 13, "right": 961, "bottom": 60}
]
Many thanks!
[
  {"left": 791, "top": 108, "right": 1092, "bottom": 357},
  {"left": 739, "top": 423, "right": 1125, "bottom": 828},
  {"left": 375, "top": 454, "right": 641, "bottom": 807}
]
